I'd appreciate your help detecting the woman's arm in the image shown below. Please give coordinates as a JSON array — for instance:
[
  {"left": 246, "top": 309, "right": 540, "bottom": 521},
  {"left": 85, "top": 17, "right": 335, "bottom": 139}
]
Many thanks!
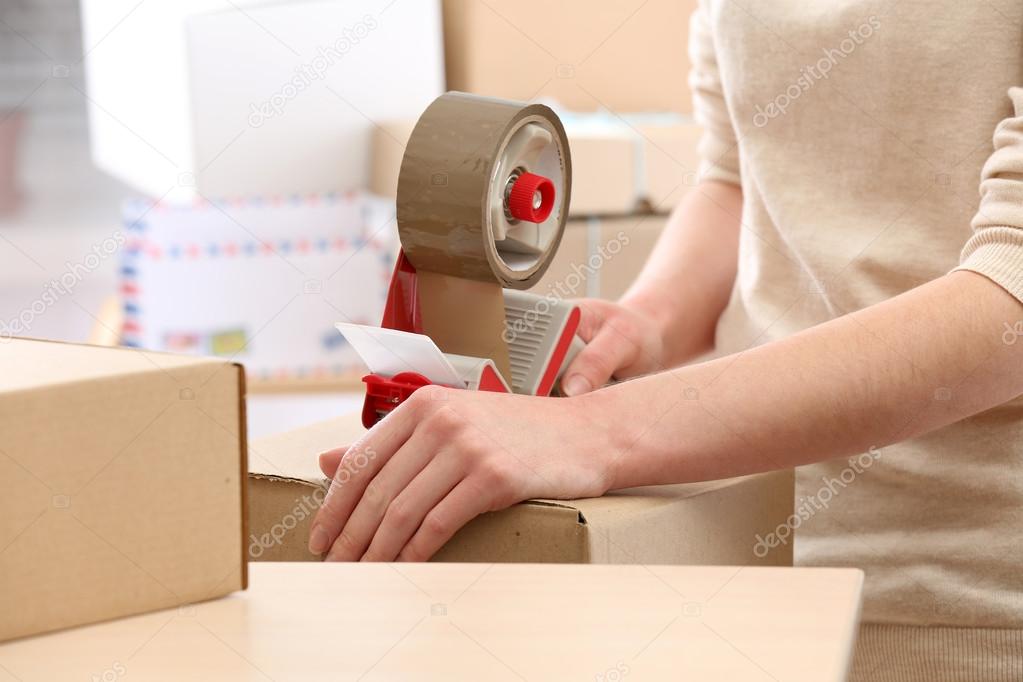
[
  {"left": 604, "top": 269, "right": 1023, "bottom": 487},
  {"left": 309, "top": 270, "right": 1023, "bottom": 562}
]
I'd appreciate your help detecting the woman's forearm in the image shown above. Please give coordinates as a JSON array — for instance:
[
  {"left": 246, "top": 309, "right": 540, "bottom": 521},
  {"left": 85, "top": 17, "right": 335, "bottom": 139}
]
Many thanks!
[
  {"left": 602, "top": 270, "right": 1023, "bottom": 488},
  {"left": 621, "top": 180, "right": 742, "bottom": 365}
]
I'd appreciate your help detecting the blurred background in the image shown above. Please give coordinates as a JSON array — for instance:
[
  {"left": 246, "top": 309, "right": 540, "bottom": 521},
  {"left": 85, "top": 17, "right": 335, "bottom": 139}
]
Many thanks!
[{"left": 0, "top": 0, "right": 700, "bottom": 437}]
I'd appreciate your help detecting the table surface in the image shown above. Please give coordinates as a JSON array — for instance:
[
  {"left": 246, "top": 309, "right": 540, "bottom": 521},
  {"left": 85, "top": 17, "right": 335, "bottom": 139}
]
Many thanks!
[{"left": 0, "top": 563, "right": 863, "bottom": 682}]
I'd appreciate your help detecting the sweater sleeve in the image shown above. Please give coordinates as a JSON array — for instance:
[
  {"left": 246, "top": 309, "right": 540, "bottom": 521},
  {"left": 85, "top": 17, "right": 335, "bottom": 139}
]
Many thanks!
[
  {"left": 954, "top": 87, "right": 1023, "bottom": 302},
  {"left": 688, "top": 3, "right": 741, "bottom": 187}
]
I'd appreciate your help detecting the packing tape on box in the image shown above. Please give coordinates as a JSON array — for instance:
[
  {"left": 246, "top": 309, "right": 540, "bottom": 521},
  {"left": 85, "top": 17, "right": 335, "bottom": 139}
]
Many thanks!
[{"left": 395, "top": 92, "right": 573, "bottom": 379}]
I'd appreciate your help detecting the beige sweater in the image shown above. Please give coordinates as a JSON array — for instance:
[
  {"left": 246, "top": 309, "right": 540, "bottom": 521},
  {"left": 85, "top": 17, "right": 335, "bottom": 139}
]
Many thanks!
[{"left": 689, "top": 1, "right": 1023, "bottom": 678}]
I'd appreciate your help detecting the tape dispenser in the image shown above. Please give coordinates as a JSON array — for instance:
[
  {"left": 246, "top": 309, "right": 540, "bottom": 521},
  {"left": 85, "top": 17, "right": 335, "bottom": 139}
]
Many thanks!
[{"left": 336, "top": 92, "right": 584, "bottom": 428}]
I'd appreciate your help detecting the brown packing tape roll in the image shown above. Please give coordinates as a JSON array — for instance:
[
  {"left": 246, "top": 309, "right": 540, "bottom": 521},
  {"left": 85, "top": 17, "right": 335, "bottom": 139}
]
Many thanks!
[
  {"left": 397, "top": 92, "right": 572, "bottom": 288},
  {"left": 397, "top": 92, "right": 572, "bottom": 382}
]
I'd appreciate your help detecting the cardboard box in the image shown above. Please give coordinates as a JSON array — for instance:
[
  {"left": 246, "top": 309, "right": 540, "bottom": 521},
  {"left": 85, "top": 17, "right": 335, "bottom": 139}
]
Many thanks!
[
  {"left": 369, "top": 115, "right": 702, "bottom": 215},
  {"left": 528, "top": 217, "right": 600, "bottom": 302},
  {"left": 248, "top": 414, "right": 794, "bottom": 565},
  {"left": 120, "top": 192, "right": 398, "bottom": 388},
  {"left": 442, "top": 0, "right": 698, "bottom": 113},
  {"left": 529, "top": 215, "right": 666, "bottom": 302},
  {"left": 81, "top": 0, "right": 444, "bottom": 200},
  {"left": 0, "top": 339, "right": 247, "bottom": 642}
]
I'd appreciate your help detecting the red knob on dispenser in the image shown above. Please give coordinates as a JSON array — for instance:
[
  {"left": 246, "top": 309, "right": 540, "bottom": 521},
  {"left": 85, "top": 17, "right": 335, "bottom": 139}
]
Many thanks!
[{"left": 507, "top": 172, "right": 555, "bottom": 223}]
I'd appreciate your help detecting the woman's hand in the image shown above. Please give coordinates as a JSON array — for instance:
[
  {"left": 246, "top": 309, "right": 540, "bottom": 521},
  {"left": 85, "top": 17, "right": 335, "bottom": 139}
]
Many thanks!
[
  {"left": 307, "top": 385, "right": 620, "bottom": 562},
  {"left": 560, "top": 298, "right": 668, "bottom": 396}
]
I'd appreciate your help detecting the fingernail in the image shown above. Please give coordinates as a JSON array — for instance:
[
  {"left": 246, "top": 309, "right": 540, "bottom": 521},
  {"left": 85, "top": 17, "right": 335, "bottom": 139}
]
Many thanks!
[
  {"left": 562, "top": 374, "right": 592, "bottom": 396},
  {"left": 308, "top": 525, "right": 330, "bottom": 555}
]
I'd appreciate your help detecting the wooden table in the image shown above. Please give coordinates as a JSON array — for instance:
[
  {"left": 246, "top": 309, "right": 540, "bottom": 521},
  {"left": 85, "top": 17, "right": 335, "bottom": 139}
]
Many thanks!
[{"left": 0, "top": 563, "right": 863, "bottom": 681}]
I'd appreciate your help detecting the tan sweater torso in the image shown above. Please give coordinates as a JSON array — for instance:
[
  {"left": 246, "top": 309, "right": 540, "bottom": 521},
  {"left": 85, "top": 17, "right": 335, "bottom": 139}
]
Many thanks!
[{"left": 690, "top": 0, "right": 1023, "bottom": 636}]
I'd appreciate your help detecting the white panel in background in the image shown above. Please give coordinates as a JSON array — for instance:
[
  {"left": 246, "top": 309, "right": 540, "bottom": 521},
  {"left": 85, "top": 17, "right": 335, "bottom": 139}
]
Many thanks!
[{"left": 81, "top": 0, "right": 445, "bottom": 199}]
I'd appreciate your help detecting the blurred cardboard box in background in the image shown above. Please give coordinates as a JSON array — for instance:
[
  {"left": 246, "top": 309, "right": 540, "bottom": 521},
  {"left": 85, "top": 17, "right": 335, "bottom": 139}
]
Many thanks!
[
  {"left": 81, "top": 0, "right": 444, "bottom": 200},
  {"left": 0, "top": 339, "right": 246, "bottom": 642},
  {"left": 597, "top": 215, "right": 669, "bottom": 300},
  {"left": 442, "top": 0, "right": 698, "bottom": 113},
  {"left": 529, "top": 215, "right": 667, "bottom": 302}
]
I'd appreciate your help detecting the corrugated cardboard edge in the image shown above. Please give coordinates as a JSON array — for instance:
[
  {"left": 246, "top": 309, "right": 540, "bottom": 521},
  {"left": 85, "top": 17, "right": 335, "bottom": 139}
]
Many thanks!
[
  {"left": 247, "top": 476, "right": 327, "bottom": 562},
  {"left": 235, "top": 362, "right": 249, "bottom": 591},
  {"left": 249, "top": 473, "right": 328, "bottom": 487}
]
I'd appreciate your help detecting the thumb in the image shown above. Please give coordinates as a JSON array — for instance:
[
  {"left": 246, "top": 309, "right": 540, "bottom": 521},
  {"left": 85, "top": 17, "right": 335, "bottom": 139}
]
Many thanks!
[
  {"left": 561, "top": 325, "right": 636, "bottom": 396},
  {"left": 317, "top": 447, "right": 348, "bottom": 479}
]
